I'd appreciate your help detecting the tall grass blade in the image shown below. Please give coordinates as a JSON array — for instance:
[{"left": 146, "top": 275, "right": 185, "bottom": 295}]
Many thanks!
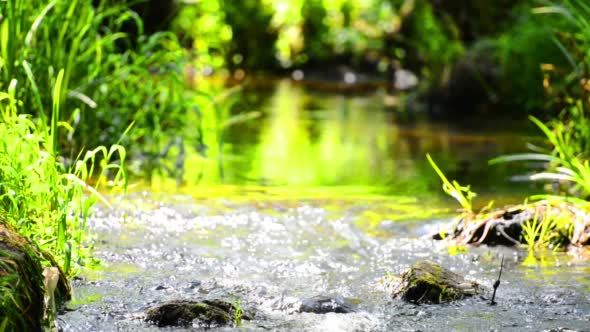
[{"left": 51, "top": 69, "right": 64, "bottom": 157}]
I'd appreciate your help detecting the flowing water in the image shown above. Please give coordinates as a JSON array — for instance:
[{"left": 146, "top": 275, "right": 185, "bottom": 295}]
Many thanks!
[{"left": 59, "top": 82, "right": 590, "bottom": 331}]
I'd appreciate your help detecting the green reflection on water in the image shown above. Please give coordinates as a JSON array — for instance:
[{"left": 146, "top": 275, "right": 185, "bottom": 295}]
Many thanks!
[
  {"left": 224, "top": 81, "right": 535, "bottom": 197},
  {"left": 244, "top": 81, "right": 395, "bottom": 186},
  {"left": 149, "top": 79, "right": 538, "bottom": 205}
]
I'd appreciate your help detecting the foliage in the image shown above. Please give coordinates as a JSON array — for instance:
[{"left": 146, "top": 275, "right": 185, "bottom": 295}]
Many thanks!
[
  {"left": 519, "top": 201, "right": 576, "bottom": 251},
  {"left": 0, "top": 79, "right": 126, "bottom": 275},
  {"left": 494, "top": 5, "right": 569, "bottom": 113},
  {"left": 233, "top": 299, "right": 243, "bottom": 327},
  {"left": 491, "top": 116, "right": 590, "bottom": 199},
  {"left": 543, "top": 0, "right": 590, "bottom": 151},
  {"left": 406, "top": 1, "right": 464, "bottom": 79},
  {"left": 0, "top": 0, "right": 207, "bottom": 176},
  {"left": 173, "top": 0, "right": 466, "bottom": 72},
  {"left": 172, "top": 0, "right": 232, "bottom": 70},
  {"left": 221, "top": 0, "right": 278, "bottom": 71}
]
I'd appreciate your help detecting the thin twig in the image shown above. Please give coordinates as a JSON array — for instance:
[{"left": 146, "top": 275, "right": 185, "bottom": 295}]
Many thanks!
[{"left": 490, "top": 255, "right": 504, "bottom": 305}]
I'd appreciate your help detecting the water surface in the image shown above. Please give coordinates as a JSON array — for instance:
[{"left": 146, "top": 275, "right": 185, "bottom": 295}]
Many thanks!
[
  {"left": 174, "top": 80, "right": 540, "bottom": 203},
  {"left": 59, "top": 193, "right": 590, "bottom": 331},
  {"left": 58, "top": 82, "right": 589, "bottom": 332}
]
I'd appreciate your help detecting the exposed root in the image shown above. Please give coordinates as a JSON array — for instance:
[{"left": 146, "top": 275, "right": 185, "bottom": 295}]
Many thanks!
[{"left": 440, "top": 200, "right": 590, "bottom": 248}]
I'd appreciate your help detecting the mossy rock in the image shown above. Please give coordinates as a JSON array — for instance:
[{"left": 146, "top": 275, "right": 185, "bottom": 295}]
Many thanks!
[
  {"left": 145, "top": 299, "right": 250, "bottom": 328},
  {"left": 0, "top": 223, "right": 71, "bottom": 331},
  {"left": 392, "top": 261, "right": 483, "bottom": 304},
  {"left": 0, "top": 224, "right": 44, "bottom": 331}
]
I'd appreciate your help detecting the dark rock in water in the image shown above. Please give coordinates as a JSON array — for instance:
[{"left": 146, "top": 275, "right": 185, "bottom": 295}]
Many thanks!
[
  {"left": 145, "top": 299, "right": 247, "bottom": 327},
  {"left": 392, "top": 261, "right": 483, "bottom": 304},
  {"left": 299, "top": 295, "right": 357, "bottom": 314},
  {"left": 187, "top": 280, "right": 202, "bottom": 289},
  {"left": 152, "top": 284, "right": 171, "bottom": 291}
]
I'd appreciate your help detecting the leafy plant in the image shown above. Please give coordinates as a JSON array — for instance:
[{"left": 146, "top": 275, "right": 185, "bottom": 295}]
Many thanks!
[
  {"left": 522, "top": 205, "right": 543, "bottom": 250},
  {"left": 521, "top": 201, "right": 575, "bottom": 251},
  {"left": 491, "top": 116, "right": 590, "bottom": 198},
  {"left": 233, "top": 299, "right": 243, "bottom": 327}
]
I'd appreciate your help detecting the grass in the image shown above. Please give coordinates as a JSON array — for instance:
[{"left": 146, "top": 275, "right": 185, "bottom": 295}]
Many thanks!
[
  {"left": 490, "top": 116, "right": 590, "bottom": 197},
  {"left": 481, "top": 0, "right": 590, "bottom": 251},
  {"left": 0, "top": 76, "right": 126, "bottom": 275},
  {"left": 520, "top": 203, "right": 556, "bottom": 250},
  {"left": 233, "top": 299, "right": 243, "bottom": 327},
  {"left": 426, "top": 153, "right": 477, "bottom": 214},
  {"left": 473, "top": 113, "right": 590, "bottom": 251},
  {"left": 438, "top": 109, "right": 590, "bottom": 253},
  {"left": 0, "top": 72, "right": 126, "bottom": 328},
  {"left": 0, "top": 0, "right": 216, "bottom": 181},
  {"left": 0, "top": 1, "right": 211, "bottom": 326},
  {"left": 519, "top": 200, "right": 576, "bottom": 250}
]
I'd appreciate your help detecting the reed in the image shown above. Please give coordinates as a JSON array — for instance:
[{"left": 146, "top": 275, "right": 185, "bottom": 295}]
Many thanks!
[{"left": 426, "top": 154, "right": 476, "bottom": 214}]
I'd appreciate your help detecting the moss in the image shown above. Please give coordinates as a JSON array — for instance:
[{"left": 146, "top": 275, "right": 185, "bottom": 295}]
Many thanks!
[
  {"left": 0, "top": 224, "right": 45, "bottom": 331},
  {"left": 0, "top": 222, "right": 72, "bottom": 331},
  {"left": 145, "top": 300, "right": 238, "bottom": 327},
  {"left": 393, "top": 260, "right": 482, "bottom": 304}
]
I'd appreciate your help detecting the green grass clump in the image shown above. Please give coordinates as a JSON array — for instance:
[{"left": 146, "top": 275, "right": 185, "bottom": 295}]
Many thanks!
[
  {"left": 491, "top": 116, "right": 590, "bottom": 197},
  {"left": 0, "top": 77, "right": 126, "bottom": 275},
  {"left": 520, "top": 202, "right": 573, "bottom": 251},
  {"left": 0, "top": 0, "right": 209, "bottom": 179},
  {"left": 0, "top": 76, "right": 125, "bottom": 327},
  {"left": 232, "top": 299, "right": 243, "bottom": 327},
  {"left": 484, "top": 0, "right": 590, "bottom": 251}
]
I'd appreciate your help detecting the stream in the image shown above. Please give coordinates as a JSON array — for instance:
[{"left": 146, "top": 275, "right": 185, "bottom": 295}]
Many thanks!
[{"left": 58, "top": 82, "right": 590, "bottom": 331}]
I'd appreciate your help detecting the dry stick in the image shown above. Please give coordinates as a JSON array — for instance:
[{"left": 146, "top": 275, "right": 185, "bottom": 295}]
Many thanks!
[{"left": 490, "top": 255, "right": 504, "bottom": 305}]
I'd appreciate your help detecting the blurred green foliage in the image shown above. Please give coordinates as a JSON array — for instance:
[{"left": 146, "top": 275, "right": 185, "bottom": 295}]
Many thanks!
[
  {"left": 172, "top": 0, "right": 232, "bottom": 69},
  {"left": 494, "top": 5, "right": 569, "bottom": 113},
  {"left": 538, "top": 0, "right": 590, "bottom": 156},
  {"left": 172, "top": 0, "right": 578, "bottom": 115},
  {"left": 0, "top": 0, "right": 232, "bottom": 183},
  {"left": 174, "top": 0, "right": 467, "bottom": 74}
]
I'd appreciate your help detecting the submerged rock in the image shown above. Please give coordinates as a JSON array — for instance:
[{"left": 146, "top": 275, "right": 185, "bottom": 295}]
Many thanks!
[
  {"left": 299, "top": 295, "right": 357, "bottom": 314},
  {"left": 392, "top": 261, "right": 483, "bottom": 304},
  {"left": 145, "top": 299, "right": 249, "bottom": 328}
]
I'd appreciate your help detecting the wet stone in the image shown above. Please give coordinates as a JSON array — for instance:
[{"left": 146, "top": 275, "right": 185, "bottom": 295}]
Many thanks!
[
  {"left": 299, "top": 295, "right": 357, "bottom": 314},
  {"left": 152, "top": 284, "right": 171, "bottom": 291},
  {"left": 392, "top": 260, "right": 483, "bottom": 304},
  {"left": 187, "top": 280, "right": 202, "bottom": 289},
  {"left": 145, "top": 299, "right": 246, "bottom": 328}
]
